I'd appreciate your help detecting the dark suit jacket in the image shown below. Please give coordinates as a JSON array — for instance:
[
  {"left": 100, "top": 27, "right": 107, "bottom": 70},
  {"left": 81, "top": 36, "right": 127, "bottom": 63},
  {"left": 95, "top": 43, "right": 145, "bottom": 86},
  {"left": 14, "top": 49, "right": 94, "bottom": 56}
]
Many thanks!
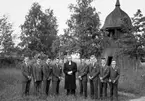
[
  {"left": 78, "top": 63, "right": 89, "bottom": 81},
  {"left": 42, "top": 63, "right": 52, "bottom": 80},
  {"left": 99, "top": 66, "right": 110, "bottom": 82},
  {"left": 32, "top": 63, "right": 43, "bottom": 81},
  {"left": 52, "top": 64, "right": 62, "bottom": 81},
  {"left": 63, "top": 61, "right": 77, "bottom": 89},
  {"left": 109, "top": 67, "right": 120, "bottom": 83},
  {"left": 21, "top": 63, "right": 32, "bottom": 82},
  {"left": 89, "top": 63, "right": 100, "bottom": 81}
]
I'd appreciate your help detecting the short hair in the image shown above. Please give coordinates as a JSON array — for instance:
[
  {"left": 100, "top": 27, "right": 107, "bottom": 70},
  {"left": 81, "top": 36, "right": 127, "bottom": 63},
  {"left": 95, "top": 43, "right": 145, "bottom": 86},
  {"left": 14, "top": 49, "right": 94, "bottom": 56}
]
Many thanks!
[
  {"left": 24, "top": 56, "right": 29, "bottom": 59},
  {"left": 90, "top": 55, "right": 95, "bottom": 58},
  {"left": 46, "top": 58, "right": 51, "bottom": 61},
  {"left": 56, "top": 57, "right": 59, "bottom": 60},
  {"left": 101, "top": 58, "right": 106, "bottom": 60},
  {"left": 111, "top": 60, "right": 116, "bottom": 63},
  {"left": 37, "top": 58, "right": 41, "bottom": 60}
]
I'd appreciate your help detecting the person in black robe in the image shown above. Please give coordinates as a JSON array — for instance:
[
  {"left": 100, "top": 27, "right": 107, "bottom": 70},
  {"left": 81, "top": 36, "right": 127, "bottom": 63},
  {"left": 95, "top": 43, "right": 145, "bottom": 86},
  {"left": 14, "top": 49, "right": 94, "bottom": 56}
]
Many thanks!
[{"left": 63, "top": 55, "right": 77, "bottom": 95}]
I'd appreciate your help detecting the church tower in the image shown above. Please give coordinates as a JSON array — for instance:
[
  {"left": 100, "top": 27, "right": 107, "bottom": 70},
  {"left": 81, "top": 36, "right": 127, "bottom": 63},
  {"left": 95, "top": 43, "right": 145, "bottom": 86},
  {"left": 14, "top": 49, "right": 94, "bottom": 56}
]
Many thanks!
[{"left": 101, "top": 0, "right": 132, "bottom": 66}]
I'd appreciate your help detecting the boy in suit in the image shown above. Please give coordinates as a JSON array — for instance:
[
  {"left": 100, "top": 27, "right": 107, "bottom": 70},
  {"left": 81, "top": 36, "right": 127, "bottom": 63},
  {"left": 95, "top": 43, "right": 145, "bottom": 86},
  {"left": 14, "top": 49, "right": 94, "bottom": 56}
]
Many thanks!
[
  {"left": 52, "top": 58, "right": 62, "bottom": 95},
  {"left": 99, "top": 58, "right": 110, "bottom": 99},
  {"left": 109, "top": 60, "right": 120, "bottom": 101},
  {"left": 42, "top": 58, "right": 52, "bottom": 96},
  {"left": 21, "top": 57, "right": 32, "bottom": 96},
  {"left": 88, "top": 55, "right": 100, "bottom": 99},
  {"left": 33, "top": 58, "right": 43, "bottom": 96},
  {"left": 78, "top": 58, "right": 89, "bottom": 98}
]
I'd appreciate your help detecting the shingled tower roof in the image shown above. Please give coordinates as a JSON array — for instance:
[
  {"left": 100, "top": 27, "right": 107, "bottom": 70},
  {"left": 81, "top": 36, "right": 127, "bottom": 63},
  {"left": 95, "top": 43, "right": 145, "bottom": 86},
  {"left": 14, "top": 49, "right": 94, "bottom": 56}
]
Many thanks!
[{"left": 102, "top": 0, "right": 132, "bottom": 30}]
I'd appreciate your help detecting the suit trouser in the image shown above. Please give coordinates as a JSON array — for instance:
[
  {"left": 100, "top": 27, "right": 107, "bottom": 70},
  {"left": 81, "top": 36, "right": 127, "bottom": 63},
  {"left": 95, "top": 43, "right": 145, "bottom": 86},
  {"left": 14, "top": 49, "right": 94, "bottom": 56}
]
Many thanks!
[
  {"left": 79, "top": 80, "right": 87, "bottom": 97},
  {"left": 99, "top": 82, "right": 107, "bottom": 98},
  {"left": 43, "top": 80, "right": 51, "bottom": 95},
  {"left": 109, "top": 82, "right": 118, "bottom": 101},
  {"left": 52, "top": 80, "right": 60, "bottom": 95},
  {"left": 90, "top": 80, "right": 94, "bottom": 98},
  {"left": 22, "top": 80, "right": 31, "bottom": 96},
  {"left": 90, "top": 79, "right": 99, "bottom": 99},
  {"left": 34, "top": 81, "right": 42, "bottom": 96}
]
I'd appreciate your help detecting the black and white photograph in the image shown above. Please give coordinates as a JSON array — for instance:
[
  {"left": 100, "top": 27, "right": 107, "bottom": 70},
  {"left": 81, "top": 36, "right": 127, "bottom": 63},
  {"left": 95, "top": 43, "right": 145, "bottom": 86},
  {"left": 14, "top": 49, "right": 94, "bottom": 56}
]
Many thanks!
[{"left": 0, "top": 0, "right": 145, "bottom": 101}]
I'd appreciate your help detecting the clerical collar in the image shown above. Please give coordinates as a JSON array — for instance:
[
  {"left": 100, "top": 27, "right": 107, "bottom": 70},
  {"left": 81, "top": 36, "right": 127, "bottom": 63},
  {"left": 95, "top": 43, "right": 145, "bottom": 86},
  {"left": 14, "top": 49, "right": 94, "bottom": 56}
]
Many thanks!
[{"left": 69, "top": 61, "right": 71, "bottom": 65}]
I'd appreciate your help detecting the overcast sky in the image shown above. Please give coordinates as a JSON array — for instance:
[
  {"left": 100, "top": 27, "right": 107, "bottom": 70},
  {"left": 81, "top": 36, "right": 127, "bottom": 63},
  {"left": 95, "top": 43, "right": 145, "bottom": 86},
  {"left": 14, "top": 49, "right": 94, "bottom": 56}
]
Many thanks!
[{"left": 0, "top": 0, "right": 145, "bottom": 44}]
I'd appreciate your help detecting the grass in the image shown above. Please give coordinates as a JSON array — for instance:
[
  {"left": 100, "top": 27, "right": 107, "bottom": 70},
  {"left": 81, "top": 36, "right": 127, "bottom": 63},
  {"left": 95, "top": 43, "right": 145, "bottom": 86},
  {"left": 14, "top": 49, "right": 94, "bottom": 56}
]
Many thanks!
[
  {"left": 1, "top": 58, "right": 145, "bottom": 101},
  {"left": 0, "top": 67, "right": 136, "bottom": 101},
  {"left": 119, "top": 67, "right": 145, "bottom": 96}
]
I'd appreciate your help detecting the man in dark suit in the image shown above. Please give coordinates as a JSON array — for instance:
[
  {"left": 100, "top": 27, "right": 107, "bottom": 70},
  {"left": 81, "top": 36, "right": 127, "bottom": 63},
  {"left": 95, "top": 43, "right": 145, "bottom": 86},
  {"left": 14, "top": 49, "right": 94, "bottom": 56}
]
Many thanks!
[
  {"left": 32, "top": 58, "right": 43, "bottom": 96},
  {"left": 52, "top": 58, "right": 62, "bottom": 95},
  {"left": 99, "top": 58, "right": 110, "bottom": 99},
  {"left": 88, "top": 55, "right": 100, "bottom": 99},
  {"left": 63, "top": 55, "right": 77, "bottom": 95},
  {"left": 109, "top": 60, "right": 120, "bottom": 101},
  {"left": 21, "top": 57, "right": 32, "bottom": 97},
  {"left": 42, "top": 58, "right": 52, "bottom": 96},
  {"left": 78, "top": 58, "right": 89, "bottom": 98}
]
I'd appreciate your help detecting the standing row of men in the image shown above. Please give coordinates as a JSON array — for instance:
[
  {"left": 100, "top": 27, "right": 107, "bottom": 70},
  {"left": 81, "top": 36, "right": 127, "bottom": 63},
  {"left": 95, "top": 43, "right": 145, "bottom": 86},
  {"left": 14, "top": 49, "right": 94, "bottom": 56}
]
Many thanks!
[
  {"left": 21, "top": 55, "right": 120, "bottom": 101},
  {"left": 78, "top": 56, "right": 120, "bottom": 101},
  {"left": 21, "top": 57, "right": 62, "bottom": 97}
]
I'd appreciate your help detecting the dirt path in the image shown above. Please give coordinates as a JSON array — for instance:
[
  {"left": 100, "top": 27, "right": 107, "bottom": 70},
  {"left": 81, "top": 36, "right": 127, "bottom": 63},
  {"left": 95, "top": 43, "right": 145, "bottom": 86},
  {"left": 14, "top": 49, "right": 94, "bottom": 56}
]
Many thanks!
[
  {"left": 130, "top": 97, "right": 145, "bottom": 101},
  {"left": 119, "top": 91, "right": 136, "bottom": 98},
  {"left": 119, "top": 91, "right": 145, "bottom": 101}
]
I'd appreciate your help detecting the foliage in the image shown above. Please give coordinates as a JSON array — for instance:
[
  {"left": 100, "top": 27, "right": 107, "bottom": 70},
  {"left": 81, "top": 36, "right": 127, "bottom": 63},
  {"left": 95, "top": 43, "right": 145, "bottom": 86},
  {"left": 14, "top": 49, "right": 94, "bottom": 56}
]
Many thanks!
[
  {"left": 0, "top": 15, "right": 15, "bottom": 55},
  {"left": 19, "top": 2, "right": 58, "bottom": 58},
  {"left": 62, "top": 0, "right": 101, "bottom": 58},
  {"left": 118, "top": 9, "right": 145, "bottom": 60},
  {"left": 131, "top": 9, "right": 145, "bottom": 33}
]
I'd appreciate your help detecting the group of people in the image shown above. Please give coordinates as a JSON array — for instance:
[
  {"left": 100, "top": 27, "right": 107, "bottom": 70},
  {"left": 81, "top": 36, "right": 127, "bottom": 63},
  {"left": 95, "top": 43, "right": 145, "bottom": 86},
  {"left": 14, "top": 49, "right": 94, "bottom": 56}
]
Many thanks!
[{"left": 21, "top": 55, "right": 120, "bottom": 101}]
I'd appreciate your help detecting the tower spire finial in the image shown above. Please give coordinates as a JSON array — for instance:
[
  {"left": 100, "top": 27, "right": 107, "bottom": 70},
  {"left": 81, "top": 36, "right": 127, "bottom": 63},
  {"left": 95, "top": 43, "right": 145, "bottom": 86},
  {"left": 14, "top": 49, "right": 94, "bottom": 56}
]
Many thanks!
[{"left": 115, "top": 0, "right": 120, "bottom": 7}]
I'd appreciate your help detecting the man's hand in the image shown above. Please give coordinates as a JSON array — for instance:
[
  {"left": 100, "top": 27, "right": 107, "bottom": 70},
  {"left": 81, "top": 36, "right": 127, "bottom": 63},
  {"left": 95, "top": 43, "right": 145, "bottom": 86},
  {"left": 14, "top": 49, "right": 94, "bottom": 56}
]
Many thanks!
[
  {"left": 109, "top": 79, "right": 112, "bottom": 82},
  {"left": 68, "top": 71, "right": 73, "bottom": 75},
  {"left": 113, "top": 80, "right": 116, "bottom": 83},
  {"left": 78, "top": 76, "right": 82, "bottom": 80},
  {"left": 59, "top": 77, "right": 64, "bottom": 80},
  {"left": 59, "top": 77, "right": 61, "bottom": 80},
  {"left": 100, "top": 77, "right": 103, "bottom": 82},
  {"left": 48, "top": 77, "right": 52, "bottom": 80},
  {"left": 28, "top": 76, "right": 31, "bottom": 80},
  {"left": 89, "top": 76, "right": 92, "bottom": 80}
]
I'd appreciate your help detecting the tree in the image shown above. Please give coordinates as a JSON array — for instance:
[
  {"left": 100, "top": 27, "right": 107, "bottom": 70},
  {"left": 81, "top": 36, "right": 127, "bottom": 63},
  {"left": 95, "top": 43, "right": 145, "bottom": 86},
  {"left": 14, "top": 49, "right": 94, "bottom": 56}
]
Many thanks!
[
  {"left": 118, "top": 9, "right": 145, "bottom": 70},
  {"left": 131, "top": 9, "right": 145, "bottom": 34},
  {"left": 19, "top": 2, "right": 58, "bottom": 58},
  {"left": 0, "top": 15, "right": 14, "bottom": 56},
  {"left": 64, "top": 0, "right": 101, "bottom": 58}
]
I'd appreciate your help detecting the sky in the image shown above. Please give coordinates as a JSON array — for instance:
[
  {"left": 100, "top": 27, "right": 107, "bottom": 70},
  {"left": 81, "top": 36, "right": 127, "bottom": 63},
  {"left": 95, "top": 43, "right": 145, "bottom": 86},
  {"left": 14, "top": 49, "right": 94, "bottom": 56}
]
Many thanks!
[{"left": 0, "top": 0, "right": 145, "bottom": 44}]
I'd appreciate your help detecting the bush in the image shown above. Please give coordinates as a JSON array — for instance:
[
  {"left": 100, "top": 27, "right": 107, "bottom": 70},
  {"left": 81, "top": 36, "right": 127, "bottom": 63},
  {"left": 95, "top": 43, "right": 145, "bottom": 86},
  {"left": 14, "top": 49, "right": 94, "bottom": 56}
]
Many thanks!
[{"left": 0, "top": 57, "right": 23, "bottom": 68}]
